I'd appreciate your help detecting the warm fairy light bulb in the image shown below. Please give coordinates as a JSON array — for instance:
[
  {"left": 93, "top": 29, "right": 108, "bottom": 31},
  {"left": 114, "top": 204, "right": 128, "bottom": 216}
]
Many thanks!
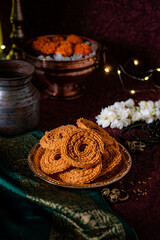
[
  {"left": 104, "top": 66, "right": 111, "bottom": 73},
  {"left": 117, "top": 69, "right": 121, "bottom": 75},
  {"left": 156, "top": 68, "right": 160, "bottom": 72},
  {"left": 130, "top": 90, "right": 136, "bottom": 94},
  {"left": 144, "top": 76, "right": 149, "bottom": 81},
  {"left": 133, "top": 59, "right": 139, "bottom": 65},
  {"left": 1, "top": 45, "right": 6, "bottom": 50}
]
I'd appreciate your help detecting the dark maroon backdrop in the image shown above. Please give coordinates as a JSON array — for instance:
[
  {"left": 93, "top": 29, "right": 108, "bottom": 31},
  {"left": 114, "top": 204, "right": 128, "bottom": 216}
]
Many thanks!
[
  {"left": 0, "top": 1, "right": 160, "bottom": 240},
  {"left": 0, "top": 0, "right": 160, "bottom": 65}
]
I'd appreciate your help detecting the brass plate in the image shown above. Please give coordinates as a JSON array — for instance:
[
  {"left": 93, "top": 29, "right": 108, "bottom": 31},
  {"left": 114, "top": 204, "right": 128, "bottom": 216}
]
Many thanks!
[{"left": 28, "top": 143, "right": 132, "bottom": 189}]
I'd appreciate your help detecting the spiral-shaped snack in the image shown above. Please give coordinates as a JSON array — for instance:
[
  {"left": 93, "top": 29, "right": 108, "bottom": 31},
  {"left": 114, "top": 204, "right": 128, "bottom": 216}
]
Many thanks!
[
  {"left": 99, "top": 146, "right": 122, "bottom": 177},
  {"left": 77, "top": 118, "right": 119, "bottom": 150},
  {"left": 40, "top": 125, "right": 77, "bottom": 150},
  {"left": 40, "top": 147, "right": 71, "bottom": 174},
  {"left": 34, "top": 147, "right": 45, "bottom": 174},
  {"left": 77, "top": 118, "right": 110, "bottom": 137},
  {"left": 61, "top": 129, "right": 104, "bottom": 169},
  {"left": 59, "top": 162, "right": 102, "bottom": 185}
]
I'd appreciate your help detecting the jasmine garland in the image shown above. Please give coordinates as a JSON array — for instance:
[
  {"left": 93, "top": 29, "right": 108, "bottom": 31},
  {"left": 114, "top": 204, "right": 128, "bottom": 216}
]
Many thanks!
[{"left": 96, "top": 99, "right": 160, "bottom": 129}]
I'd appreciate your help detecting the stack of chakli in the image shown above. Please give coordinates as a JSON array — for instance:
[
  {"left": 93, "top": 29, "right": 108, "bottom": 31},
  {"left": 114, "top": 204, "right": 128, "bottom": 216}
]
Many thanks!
[{"left": 34, "top": 118, "right": 124, "bottom": 186}]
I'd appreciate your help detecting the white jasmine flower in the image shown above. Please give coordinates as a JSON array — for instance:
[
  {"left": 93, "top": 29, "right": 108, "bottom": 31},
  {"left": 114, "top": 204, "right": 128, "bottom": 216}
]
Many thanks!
[
  {"left": 117, "top": 108, "right": 131, "bottom": 120},
  {"left": 155, "top": 100, "right": 160, "bottom": 108},
  {"left": 110, "top": 119, "right": 124, "bottom": 129},
  {"left": 113, "top": 101, "right": 125, "bottom": 109},
  {"left": 95, "top": 99, "right": 160, "bottom": 129},
  {"left": 96, "top": 108, "right": 117, "bottom": 127},
  {"left": 125, "top": 98, "right": 135, "bottom": 108},
  {"left": 110, "top": 119, "right": 120, "bottom": 129},
  {"left": 122, "top": 118, "right": 132, "bottom": 127},
  {"left": 154, "top": 108, "right": 160, "bottom": 119},
  {"left": 101, "top": 119, "right": 111, "bottom": 128},
  {"left": 139, "top": 100, "right": 154, "bottom": 110},
  {"left": 106, "top": 110, "right": 117, "bottom": 122},
  {"left": 138, "top": 100, "right": 147, "bottom": 109},
  {"left": 96, "top": 118, "right": 107, "bottom": 127},
  {"left": 131, "top": 110, "right": 143, "bottom": 123},
  {"left": 145, "top": 117, "right": 155, "bottom": 124},
  {"left": 140, "top": 108, "right": 152, "bottom": 120},
  {"left": 147, "top": 100, "right": 154, "bottom": 109}
]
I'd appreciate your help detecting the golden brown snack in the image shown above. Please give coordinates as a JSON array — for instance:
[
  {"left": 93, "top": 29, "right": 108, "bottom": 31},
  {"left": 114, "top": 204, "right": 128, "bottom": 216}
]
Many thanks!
[
  {"left": 40, "top": 147, "right": 71, "bottom": 174},
  {"left": 35, "top": 118, "right": 124, "bottom": 186},
  {"left": 61, "top": 128, "right": 104, "bottom": 169},
  {"left": 77, "top": 118, "right": 119, "bottom": 150},
  {"left": 33, "top": 146, "right": 46, "bottom": 174},
  {"left": 99, "top": 147, "right": 122, "bottom": 177},
  {"left": 59, "top": 162, "right": 102, "bottom": 185},
  {"left": 40, "top": 125, "right": 77, "bottom": 150},
  {"left": 77, "top": 118, "right": 108, "bottom": 134}
]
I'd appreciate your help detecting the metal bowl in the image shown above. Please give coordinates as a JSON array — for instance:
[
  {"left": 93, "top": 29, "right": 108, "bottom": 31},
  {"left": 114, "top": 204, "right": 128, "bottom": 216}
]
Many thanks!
[{"left": 22, "top": 35, "right": 101, "bottom": 100}]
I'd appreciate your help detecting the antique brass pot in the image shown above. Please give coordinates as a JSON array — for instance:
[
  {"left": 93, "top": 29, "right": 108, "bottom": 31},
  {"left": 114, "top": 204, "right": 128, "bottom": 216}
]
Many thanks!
[
  {"left": 0, "top": 60, "right": 40, "bottom": 136},
  {"left": 22, "top": 35, "right": 101, "bottom": 100}
]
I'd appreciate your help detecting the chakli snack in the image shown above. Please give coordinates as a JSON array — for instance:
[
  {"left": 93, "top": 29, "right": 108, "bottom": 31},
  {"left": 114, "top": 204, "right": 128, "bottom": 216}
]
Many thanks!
[
  {"left": 40, "top": 125, "right": 77, "bottom": 149},
  {"left": 40, "top": 147, "right": 72, "bottom": 174},
  {"left": 36, "top": 118, "right": 123, "bottom": 186},
  {"left": 77, "top": 118, "right": 119, "bottom": 149},
  {"left": 61, "top": 128, "right": 104, "bottom": 169},
  {"left": 59, "top": 163, "right": 102, "bottom": 184},
  {"left": 99, "top": 147, "right": 122, "bottom": 177}
]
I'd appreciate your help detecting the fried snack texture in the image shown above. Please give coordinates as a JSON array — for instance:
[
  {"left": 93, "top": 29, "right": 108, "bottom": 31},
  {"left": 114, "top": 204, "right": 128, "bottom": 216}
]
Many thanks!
[
  {"left": 77, "top": 118, "right": 119, "bottom": 150},
  {"left": 99, "top": 147, "right": 122, "bottom": 177},
  {"left": 40, "top": 147, "right": 71, "bottom": 174},
  {"left": 59, "top": 162, "right": 102, "bottom": 184},
  {"left": 40, "top": 125, "right": 77, "bottom": 150},
  {"left": 61, "top": 128, "right": 104, "bottom": 169},
  {"left": 37, "top": 118, "right": 123, "bottom": 185}
]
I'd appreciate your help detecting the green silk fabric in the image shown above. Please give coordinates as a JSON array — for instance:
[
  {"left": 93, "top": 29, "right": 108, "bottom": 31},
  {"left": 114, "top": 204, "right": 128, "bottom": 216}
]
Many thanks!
[{"left": 0, "top": 131, "right": 138, "bottom": 240}]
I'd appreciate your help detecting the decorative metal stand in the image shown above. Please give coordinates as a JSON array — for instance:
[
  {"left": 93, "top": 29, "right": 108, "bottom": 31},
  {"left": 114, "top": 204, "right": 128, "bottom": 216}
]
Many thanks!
[{"left": 6, "top": 0, "right": 24, "bottom": 59}]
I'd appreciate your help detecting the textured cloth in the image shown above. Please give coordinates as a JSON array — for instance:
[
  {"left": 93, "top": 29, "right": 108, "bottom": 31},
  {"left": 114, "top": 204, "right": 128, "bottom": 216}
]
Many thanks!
[{"left": 0, "top": 131, "right": 138, "bottom": 240}]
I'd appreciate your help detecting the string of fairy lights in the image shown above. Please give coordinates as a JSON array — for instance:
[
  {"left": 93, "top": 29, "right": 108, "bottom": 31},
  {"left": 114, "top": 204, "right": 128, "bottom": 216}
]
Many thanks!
[
  {"left": 103, "top": 57, "right": 160, "bottom": 95},
  {"left": 0, "top": 21, "right": 6, "bottom": 58}
]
